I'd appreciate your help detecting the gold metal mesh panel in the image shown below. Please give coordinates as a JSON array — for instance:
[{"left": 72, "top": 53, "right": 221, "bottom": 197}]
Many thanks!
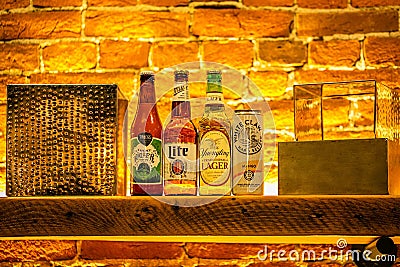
[{"left": 6, "top": 84, "right": 118, "bottom": 196}]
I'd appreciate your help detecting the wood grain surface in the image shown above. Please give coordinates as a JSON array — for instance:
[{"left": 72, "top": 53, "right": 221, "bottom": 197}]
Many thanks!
[{"left": 0, "top": 196, "right": 399, "bottom": 237}]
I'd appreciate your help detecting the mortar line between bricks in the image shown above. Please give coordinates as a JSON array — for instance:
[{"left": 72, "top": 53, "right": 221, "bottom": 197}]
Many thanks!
[
  {"left": 198, "top": 40, "right": 204, "bottom": 63},
  {"left": 188, "top": 2, "right": 194, "bottom": 37},
  {"left": 194, "top": 6, "right": 299, "bottom": 13},
  {"left": 81, "top": 0, "right": 88, "bottom": 39},
  {"left": 76, "top": 240, "right": 82, "bottom": 260},
  {"left": 85, "top": 5, "right": 184, "bottom": 12},
  {"left": 95, "top": 40, "right": 101, "bottom": 70},
  {"left": 81, "top": 5, "right": 400, "bottom": 12},
  {"left": 39, "top": 43, "right": 45, "bottom": 73},
  {"left": 2, "top": 34, "right": 400, "bottom": 45},
  {"left": 190, "top": 2, "right": 299, "bottom": 12},
  {"left": 30, "top": 4, "right": 368, "bottom": 13},
  {"left": 265, "top": 94, "right": 295, "bottom": 102},
  {"left": 305, "top": 40, "right": 311, "bottom": 68},
  {"left": 365, "top": 65, "right": 400, "bottom": 70},
  {"left": 0, "top": 5, "right": 32, "bottom": 15},
  {"left": 398, "top": 8, "right": 400, "bottom": 35},
  {"left": 2, "top": 37, "right": 297, "bottom": 43},
  {"left": 148, "top": 41, "right": 155, "bottom": 68},
  {"left": 252, "top": 41, "right": 259, "bottom": 68},
  {"left": 304, "top": 65, "right": 359, "bottom": 71},
  {"left": 196, "top": 40, "right": 202, "bottom": 62},
  {"left": 182, "top": 242, "right": 190, "bottom": 259},
  {"left": 0, "top": 37, "right": 108, "bottom": 45},
  {"left": 1, "top": 37, "right": 202, "bottom": 44},
  {"left": 190, "top": 1, "right": 242, "bottom": 9},
  {"left": 389, "top": 31, "right": 400, "bottom": 37},
  {"left": 295, "top": 6, "right": 400, "bottom": 13},
  {"left": 184, "top": 248, "right": 201, "bottom": 267},
  {"left": 4, "top": 63, "right": 398, "bottom": 78},
  {"left": 2, "top": 4, "right": 400, "bottom": 15},
  {"left": 248, "top": 65, "right": 297, "bottom": 72},
  {"left": 289, "top": 0, "right": 299, "bottom": 40},
  {"left": 81, "top": 4, "right": 388, "bottom": 13},
  {"left": 287, "top": 71, "right": 296, "bottom": 96},
  {"left": 357, "top": 38, "right": 366, "bottom": 71},
  {"left": 0, "top": 68, "right": 138, "bottom": 77},
  {"left": 1, "top": 6, "right": 83, "bottom": 14}
]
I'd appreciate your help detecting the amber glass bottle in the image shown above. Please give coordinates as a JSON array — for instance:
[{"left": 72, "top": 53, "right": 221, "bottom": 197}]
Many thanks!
[
  {"left": 130, "top": 71, "right": 163, "bottom": 196},
  {"left": 163, "top": 70, "right": 197, "bottom": 195}
]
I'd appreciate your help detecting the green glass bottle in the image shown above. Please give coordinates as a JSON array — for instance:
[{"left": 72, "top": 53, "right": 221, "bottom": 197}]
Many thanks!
[{"left": 198, "top": 70, "right": 231, "bottom": 196}]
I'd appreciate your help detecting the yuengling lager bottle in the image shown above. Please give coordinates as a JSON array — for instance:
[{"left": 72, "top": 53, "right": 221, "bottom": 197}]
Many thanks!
[{"left": 198, "top": 70, "right": 231, "bottom": 196}]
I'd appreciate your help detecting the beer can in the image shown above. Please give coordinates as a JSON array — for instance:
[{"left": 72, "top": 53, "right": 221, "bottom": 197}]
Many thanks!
[{"left": 232, "top": 110, "right": 264, "bottom": 195}]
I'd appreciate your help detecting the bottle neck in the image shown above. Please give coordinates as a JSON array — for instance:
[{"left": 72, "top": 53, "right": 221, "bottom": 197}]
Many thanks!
[
  {"left": 205, "top": 91, "right": 225, "bottom": 112},
  {"left": 206, "top": 82, "right": 222, "bottom": 94},
  {"left": 205, "top": 71, "right": 224, "bottom": 113},
  {"left": 171, "top": 101, "right": 191, "bottom": 118},
  {"left": 171, "top": 80, "right": 191, "bottom": 119},
  {"left": 139, "top": 81, "right": 156, "bottom": 104}
]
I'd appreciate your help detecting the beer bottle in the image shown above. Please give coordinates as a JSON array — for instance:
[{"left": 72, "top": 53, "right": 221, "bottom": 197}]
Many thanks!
[
  {"left": 130, "top": 71, "right": 163, "bottom": 196},
  {"left": 198, "top": 70, "right": 231, "bottom": 195},
  {"left": 163, "top": 70, "right": 197, "bottom": 195}
]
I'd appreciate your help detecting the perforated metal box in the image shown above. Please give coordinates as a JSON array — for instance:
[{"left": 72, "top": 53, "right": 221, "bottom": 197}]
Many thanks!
[{"left": 6, "top": 84, "right": 128, "bottom": 196}]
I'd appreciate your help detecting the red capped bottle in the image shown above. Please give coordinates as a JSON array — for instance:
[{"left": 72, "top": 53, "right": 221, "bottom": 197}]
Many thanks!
[
  {"left": 130, "top": 71, "right": 163, "bottom": 196},
  {"left": 163, "top": 70, "right": 197, "bottom": 196}
]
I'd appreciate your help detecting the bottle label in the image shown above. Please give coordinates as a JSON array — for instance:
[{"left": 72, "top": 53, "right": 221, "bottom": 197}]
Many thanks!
[
  {"left": 206, "top": 93, "right": 223, "bottom": 104},
  {"left": 173, "top": 83, "right": 189, "bottom": 101},
  {"left": 199, "top": 131, "right": 231, "bottom": 186},
  {"left": 131, "top": 132, "right": 162, "bottom": 184},
  {"left": 232, "top": 113, "right": 264, "bottom": 194},
  {"left": 233, "top": 159, "right": 264, "bottom": 195},
  {"left": 233, "top": 118, "right": 263, "bottom": 155},
  {"left": 164, "top": 143, "right": 197, "bottom": 182}
]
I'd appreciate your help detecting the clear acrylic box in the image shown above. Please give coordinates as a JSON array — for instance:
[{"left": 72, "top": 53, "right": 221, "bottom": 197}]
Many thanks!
[
  {"left": 279, "top": 80, "right": 400, "bottom": 195},
  {"left": 294, "top": 80, "right": 377, "bottom": 141}
]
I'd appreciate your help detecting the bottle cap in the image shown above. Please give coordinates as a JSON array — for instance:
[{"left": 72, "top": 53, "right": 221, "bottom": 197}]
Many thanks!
[
  {"left": 206, "top": 70, "right": 222, "bottom": 93},
  {"left": 140, "top": 71, "right": 155, "bottom": 83},
  {"left": 207, "top": 70, "right": 222, "bottom": 81},
  {"left": 174, "top": 70, "right": 189, "bottom": 80}
]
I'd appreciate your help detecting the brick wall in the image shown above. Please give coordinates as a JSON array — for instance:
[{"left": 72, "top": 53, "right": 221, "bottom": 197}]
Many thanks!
[
  {"left": 1, "top": 0, "right": 400, "bottom": 265},
  {"left": 2, "top": 0, "right": 400, "bottom": 167},
  {"left": 0, "top": 240, "right": 398, "bottom": 266}
]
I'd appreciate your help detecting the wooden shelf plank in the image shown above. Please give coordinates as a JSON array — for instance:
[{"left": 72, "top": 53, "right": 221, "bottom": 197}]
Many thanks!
[
  {"left": 2, "top": 235, "right": 400, "bottom": 245},
  {"left": 0, "top": 196, "right": 399, "bottom": 237}
]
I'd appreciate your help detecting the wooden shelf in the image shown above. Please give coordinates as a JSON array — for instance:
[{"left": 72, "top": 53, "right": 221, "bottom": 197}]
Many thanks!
[{"left": 0, "top": 196, "right": 399, "bottom": 239}]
